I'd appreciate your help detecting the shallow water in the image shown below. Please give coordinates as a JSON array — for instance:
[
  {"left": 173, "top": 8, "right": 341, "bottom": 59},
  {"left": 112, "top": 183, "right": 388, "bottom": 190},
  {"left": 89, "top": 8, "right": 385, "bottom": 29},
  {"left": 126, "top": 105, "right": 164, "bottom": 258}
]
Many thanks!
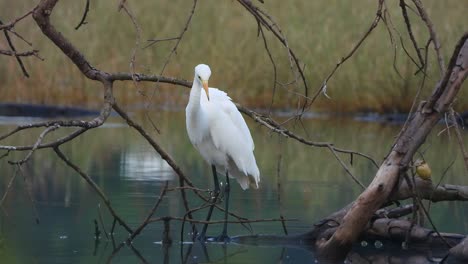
[{"left": 0, "top": 111, "right": 467, "bottom": 263}]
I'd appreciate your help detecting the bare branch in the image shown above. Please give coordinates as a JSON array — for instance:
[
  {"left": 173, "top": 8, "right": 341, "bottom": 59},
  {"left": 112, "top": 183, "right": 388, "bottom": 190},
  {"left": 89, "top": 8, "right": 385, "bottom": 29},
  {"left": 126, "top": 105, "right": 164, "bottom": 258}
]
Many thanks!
[
  {"left": 0, "top": 166, "right": 19, "bottom": 207},
  {"left": 110, "top": 182, "right": 169, "bottom": 256},
  {"left": 1, "top": 20, "right": 30, "bottom": 77},
  {"left": 0, "top": 49, "right": 39, "bottom": 57},
  {"left": 237, "top": 0, "right": 309, "bottom": 110},
  {"left": 411, "top": 0, "right": 445, "bottom": 77},
  {"left": 119, "top": 2, "right": 141, "bottom": 90},
  {"left": 327, "top": 145, "right": 366, "bottom": 189},
  {"left": 0, "top": 7, "right": 36, "bottom": 30},
  {"left": 150, "top": 216, "right": 297, "bottom": 225},
  {"left": 0, "top": 88, "right": 114, "bottom": 151},
  {"left": 8, "top": 124, "right": 59, "bottom": 165},
  {"left": 312, "top": 0, "right": 384, "bottom": 105},
  {"left": 237, "top": 104, "right": 379, "bottom": 167},
  {"left": 449, "top": 108, "right": 468, "bottom": 173},
  {"left": 399, "top": 0, "right": 424, "bottom": 68}
]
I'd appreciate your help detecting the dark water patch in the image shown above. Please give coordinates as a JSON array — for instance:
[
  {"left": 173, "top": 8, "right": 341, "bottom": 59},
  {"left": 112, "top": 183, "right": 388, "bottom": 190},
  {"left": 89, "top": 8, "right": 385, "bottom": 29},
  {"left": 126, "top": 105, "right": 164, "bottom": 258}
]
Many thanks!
[{"left": 0, "top": 103, "right": 99, "bottom": 118}]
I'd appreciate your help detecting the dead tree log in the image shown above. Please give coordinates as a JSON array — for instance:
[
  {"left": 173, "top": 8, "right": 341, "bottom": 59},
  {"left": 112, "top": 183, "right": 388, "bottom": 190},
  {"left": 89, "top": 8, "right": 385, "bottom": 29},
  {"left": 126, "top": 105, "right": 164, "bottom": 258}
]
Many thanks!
[{"left": 316, "top": 33, "right": 468, "bottom": 261}]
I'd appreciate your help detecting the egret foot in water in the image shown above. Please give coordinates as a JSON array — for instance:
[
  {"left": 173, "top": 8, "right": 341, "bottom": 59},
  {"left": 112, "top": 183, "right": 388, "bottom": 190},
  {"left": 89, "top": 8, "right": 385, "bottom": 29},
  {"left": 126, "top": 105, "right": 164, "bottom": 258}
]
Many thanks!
[
  {"left": 197, "top": 170, "right": 221, "bottom": 242},
  {"left": 206, "top": 234, "right": 231, "bottom": 243},
  {"left": 198, "top": 171, "right": 232, "bottom": 243}
]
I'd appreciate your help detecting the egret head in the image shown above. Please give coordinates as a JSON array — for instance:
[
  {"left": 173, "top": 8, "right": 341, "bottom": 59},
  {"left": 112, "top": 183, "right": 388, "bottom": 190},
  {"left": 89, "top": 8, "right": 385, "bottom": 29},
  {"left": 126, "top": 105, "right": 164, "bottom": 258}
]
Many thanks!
[{"left": 194, "top": 64, "right": 211, "bottom": 100}]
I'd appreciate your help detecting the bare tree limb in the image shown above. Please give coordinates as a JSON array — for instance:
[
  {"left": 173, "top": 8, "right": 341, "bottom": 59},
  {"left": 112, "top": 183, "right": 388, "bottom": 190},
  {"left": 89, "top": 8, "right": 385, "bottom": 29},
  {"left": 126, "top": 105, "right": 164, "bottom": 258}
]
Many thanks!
[{"left": 411, "top": 0, "right": 445, "bottom": 77}]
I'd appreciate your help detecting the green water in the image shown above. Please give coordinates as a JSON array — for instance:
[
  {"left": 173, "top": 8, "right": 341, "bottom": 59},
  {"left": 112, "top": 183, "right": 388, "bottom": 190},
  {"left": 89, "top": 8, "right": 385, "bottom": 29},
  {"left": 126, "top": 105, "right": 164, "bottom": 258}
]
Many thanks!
[{"left": 0, "top": 111, "right": 467, "bottom": 263}]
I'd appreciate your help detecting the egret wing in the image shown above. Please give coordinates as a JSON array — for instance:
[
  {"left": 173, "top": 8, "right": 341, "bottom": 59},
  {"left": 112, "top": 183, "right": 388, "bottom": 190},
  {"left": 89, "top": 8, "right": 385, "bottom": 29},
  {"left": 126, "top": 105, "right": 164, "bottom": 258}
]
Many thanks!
[
  {"left": 204, "top": 88, "right": 254, "bottom": 151},
  {"left": 201, "top": 88, "right": 259, "bottom": 185}
]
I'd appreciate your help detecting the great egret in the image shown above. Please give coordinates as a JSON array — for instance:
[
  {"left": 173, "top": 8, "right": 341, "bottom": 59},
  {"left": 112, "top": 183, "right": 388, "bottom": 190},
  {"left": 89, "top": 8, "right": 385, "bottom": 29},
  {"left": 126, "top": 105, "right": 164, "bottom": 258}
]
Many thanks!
[{"left": 185, "top": 64, "right": 260, "bottom": 242}]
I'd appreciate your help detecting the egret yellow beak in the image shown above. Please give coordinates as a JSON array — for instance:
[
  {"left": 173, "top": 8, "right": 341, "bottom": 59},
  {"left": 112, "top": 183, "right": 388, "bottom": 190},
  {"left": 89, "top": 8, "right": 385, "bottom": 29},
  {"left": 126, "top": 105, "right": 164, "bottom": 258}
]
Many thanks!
[{"left": 202, "top": 80, "right": 210, "bottom": 101}]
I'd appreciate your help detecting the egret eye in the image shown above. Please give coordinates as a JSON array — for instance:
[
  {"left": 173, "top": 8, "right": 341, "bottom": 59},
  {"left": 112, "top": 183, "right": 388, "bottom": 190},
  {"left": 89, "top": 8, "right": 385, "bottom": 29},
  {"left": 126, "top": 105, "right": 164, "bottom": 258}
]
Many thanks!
[{"left": 198, "top": 76, "right": 202, "bottom": 80}]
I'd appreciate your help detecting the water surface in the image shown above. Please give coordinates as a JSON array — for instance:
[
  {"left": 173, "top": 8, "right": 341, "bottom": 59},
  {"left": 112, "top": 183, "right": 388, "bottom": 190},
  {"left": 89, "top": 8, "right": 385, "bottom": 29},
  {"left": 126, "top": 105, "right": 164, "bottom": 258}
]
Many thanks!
[{"left": 0, "top": 111, "right": 467, "bottom": 263}]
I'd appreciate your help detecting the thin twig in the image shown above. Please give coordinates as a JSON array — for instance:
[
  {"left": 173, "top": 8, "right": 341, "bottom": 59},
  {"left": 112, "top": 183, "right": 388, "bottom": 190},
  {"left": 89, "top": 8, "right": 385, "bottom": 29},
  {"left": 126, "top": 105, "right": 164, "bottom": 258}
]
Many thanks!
[
  {"left": 8, "top": 124, "right": 59, "bottom": 165},
  {"left": 411, "top": 0, "right": 445, "bottom": 77},
  {"left": 400, "top": 0, "right": 424, "bottom": 68},
  {"left": 144, "top": 37, "right": 179, "bottom": 48},
  {"left": 97, "top": 204, "right": 109, "bottom": 240},
  {"left": 110, "top": 182, "right": 169, "bottom": 255},
  {"left": 327, "top": 145, "right": 366, "bottom": 190},
  {"left": 258, "top": 25, "right": 278, "bottom": 114},
  {"left": 0, "top": 166, "right": 19, "bottom": 207},
  {"left": 119, "top": 2, "right": 142, "bottom": 94},
  {"left": 0, "top": 7, "right": 36, "bottom": 30},
  {"left": 236, "top": 0, "right": 309, "bottom": 111},
  {"left": 237, "top": 104, "right": 379, "bottom": 168},
  {"left": 143, "top": 0, "right": 198, "bottom": 127},
  {"left": 1, "top": 19, "right": 29, "bottom": 77},
  {"left": 75, "top": 0, "right": 90, "bottom": 30},
  {"left": 449, "top": 109, "right": 468, "bottom": 173},
  {"left": 0, "top": 49, "right": 39, "bottom": 57},
  {"left": 150, "top": 216, "right": 297, "bottom": 225},
  {"left": 275, "top": 139, "right": 288, "bottom": 235},
  {"left": 311, "top": 0, "right": 384, "bottom": 105},
  {"left": 17, "top": 165, "right": 40, "bottom": 223}
]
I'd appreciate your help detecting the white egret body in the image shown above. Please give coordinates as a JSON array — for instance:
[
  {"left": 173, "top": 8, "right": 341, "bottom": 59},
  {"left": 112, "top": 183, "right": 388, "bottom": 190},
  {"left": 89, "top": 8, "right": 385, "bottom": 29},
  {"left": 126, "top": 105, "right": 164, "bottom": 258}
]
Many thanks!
[
  {"left": 186, "top": 64, "right": 260, "bottom": 190},
  {"left": 185, "top": 64, "right": 260, "bottom": 241}
]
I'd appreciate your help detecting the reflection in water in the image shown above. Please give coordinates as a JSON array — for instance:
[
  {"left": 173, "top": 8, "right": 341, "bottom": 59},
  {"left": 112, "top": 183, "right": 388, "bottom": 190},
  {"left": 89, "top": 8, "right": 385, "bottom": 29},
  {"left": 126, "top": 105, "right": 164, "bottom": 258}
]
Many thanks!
[
  {"left": 0, "top": 112, "right": 467, "bottom": 263},
  {"left": 120, "top": 148, "right": 175, "bottom": 182}
]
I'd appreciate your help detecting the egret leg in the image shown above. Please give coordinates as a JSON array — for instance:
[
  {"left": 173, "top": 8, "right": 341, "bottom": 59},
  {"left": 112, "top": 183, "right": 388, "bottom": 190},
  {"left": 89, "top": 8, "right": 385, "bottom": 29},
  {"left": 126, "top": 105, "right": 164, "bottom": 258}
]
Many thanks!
[
  {"left": 217, "top": 172, "right": 230, "bottom": 242},
  {"left": 199, "top": 165, "right": 220, "bottom": 241}
]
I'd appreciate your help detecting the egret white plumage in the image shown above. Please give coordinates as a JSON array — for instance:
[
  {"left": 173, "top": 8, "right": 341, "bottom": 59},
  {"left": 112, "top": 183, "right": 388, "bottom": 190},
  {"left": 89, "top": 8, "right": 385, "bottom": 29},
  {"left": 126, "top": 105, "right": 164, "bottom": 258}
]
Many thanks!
[{"left": 185, "top": 64, "right": 260, "bottom": 241}]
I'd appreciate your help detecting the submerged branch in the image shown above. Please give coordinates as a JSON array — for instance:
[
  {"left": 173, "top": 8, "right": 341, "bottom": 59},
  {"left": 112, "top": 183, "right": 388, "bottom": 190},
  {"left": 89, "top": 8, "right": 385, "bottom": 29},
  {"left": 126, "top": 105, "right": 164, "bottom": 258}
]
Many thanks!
[{"left": 54, "top": 147, "right": 133, "bottom": 233}]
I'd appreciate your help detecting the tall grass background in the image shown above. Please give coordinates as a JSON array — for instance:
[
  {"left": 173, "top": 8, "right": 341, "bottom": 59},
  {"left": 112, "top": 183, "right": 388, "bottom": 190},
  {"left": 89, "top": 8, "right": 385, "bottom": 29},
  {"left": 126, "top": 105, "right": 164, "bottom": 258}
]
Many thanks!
[{"left": 0, "top": 0, "right": 467, "bottom": 113}]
